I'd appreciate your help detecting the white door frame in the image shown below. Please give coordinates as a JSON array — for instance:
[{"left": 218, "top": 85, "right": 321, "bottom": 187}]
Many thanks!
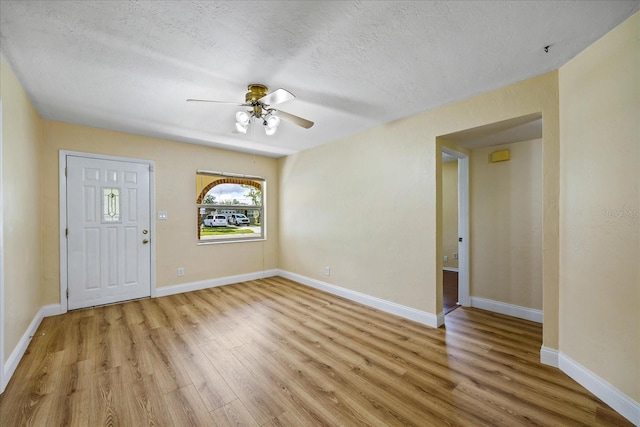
[
  {"left": 59, "top": 150, "right": 157, "bottom": 313},
  {"left": 442, "top": 146, "right": 470, "bottom": 307},
  {"left": 0, "top": 101, "right": 5, "bottom": 392}
]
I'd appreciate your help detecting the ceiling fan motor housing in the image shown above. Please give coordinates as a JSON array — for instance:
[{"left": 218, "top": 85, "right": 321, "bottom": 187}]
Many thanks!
[{"left": 246, "top": 84, "right": 268, "bottom": 117}]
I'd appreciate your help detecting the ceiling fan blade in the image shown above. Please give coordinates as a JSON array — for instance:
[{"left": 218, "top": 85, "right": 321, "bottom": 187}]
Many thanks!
[
  {"left": 259, "top": 88, "right": 295, "bottom": 106},
  {"left": 277, "top": 109, "right": 314, "bottom": 129},
  {"left": 186, "top": 99, "right": 249, "bottom": 106}
]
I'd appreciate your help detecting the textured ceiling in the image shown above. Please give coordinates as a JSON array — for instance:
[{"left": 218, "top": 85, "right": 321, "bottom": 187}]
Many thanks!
[{"left": 1, "top": 1, "right": 638, "bottom": 157}]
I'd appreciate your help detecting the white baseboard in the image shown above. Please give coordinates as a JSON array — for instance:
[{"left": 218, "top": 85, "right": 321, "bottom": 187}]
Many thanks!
[
  {"left": 277, "top": 270, "right": 441, "bottom": 328},
  {"left": 41, "top": 304, "right": 64, "bottom": 317},
  {"left": 2, "top": 304, "right": 61, "bottom": 392},
  {"left": 155, "top": 269, "right": 279, "bottom": 297},
  {"left": 436, "top": 310, "right": 445, "bottom": 327},
  {"left": 540, "top": 345, "right": 559, "bottom": 367},
  {"left": 470, "top": 296, "right": 543, "bottom": 323},
  {"left": 559, "top": 352, "right": 639, "bottom": 426},
  {"left": 443, "top": 267, "right": 459, "bottom": 272}
]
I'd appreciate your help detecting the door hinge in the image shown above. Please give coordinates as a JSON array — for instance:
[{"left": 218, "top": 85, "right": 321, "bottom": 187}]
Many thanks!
[
  {"left": 66, "top": 289, "right": 69, "bottom": 298},
  {"left": 66, "top": 228, "right": 69, "bottom": 237},
  {"left": 65, "top": 167, "right": 68, "bottom": 177}
]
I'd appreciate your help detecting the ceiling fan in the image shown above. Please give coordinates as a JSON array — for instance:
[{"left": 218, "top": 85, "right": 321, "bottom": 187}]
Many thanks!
[{"left": 187, "top": 84, "right": 314, "bottom": 135}]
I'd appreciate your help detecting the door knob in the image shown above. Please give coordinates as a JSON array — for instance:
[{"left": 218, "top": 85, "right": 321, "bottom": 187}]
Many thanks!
[
  {"left": 142, "top": 239, "right": 149, "bottom": 244},
  {"left": 142, "top": 229, "right": 149, "bottom": 234}
]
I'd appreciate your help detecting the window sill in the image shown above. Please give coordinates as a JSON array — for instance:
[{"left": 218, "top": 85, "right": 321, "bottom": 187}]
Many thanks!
[{"left": 197, "top": 237, "right": 266, "bottom": 245}]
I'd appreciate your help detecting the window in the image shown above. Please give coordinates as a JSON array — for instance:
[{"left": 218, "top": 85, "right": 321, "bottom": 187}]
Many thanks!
[
  {"left": 102, "top": 188, "right": 121, "bottom": 223},
  {"left": 196, "top": 170, "right": 265, "bottom": 243}
]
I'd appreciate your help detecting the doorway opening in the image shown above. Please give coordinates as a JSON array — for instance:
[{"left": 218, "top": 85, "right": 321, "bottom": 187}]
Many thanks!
[
  {"left": 438, "top": 113, "right": 543, "bottom": 322},
  {"left": 440, "top": 147, "right": 469, "bottom": 316},
  {"left": 0, "top": 101, "right": 5, "bottom": 393}
]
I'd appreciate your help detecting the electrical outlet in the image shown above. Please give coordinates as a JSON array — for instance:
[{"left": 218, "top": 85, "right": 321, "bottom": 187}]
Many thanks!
[
  {"left": 444, "top": 256, "right": 448, "bottom": 262},
  {"left": 324, "top": 267, "right": 331, "bottom": 276},
  {"left": 453, "top": 253, "right": 458, "bottom": 260},
  {"left": 177, "top": 267, "right": 185, "bottom": 277}
]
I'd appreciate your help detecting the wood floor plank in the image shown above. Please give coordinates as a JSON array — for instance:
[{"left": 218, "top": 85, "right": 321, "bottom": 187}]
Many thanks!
[
  {"left": 90, "top": 366, "right": 125, "bottom": 426},
  {"left": 211, "top": 399, "right": 260, "bottom": 427},
  {"left": 233, "top": 346, "right": 342, "bottom": 426},
  {"left": 122, "top": 374, "right": 174, "bottom": 426},
  {"left": 0, "top": 277, "right": 633, "bottom": 427},
  {"left": 164, "top": 384, "right": 217, "bottom": 427},
  {"left": 200, "top": 340, "right": 286, "bottom": 425},
  {"left": 144, "top": 326, "right": 193, "bottom": 393},
  {"left": 174, "top": 337, "right": 237, "bottom": 412},
  {"left": 174, "top": 303, "right": 218, "bottom": 345}
]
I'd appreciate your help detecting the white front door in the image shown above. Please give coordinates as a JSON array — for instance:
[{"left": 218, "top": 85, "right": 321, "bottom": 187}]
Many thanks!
[{"left": 66, "top": 155, "right": 151, "bottom": 310}]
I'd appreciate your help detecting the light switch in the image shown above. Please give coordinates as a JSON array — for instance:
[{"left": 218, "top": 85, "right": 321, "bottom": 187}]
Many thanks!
[{"left": 157, "top": 211, "right": 168, "bottom": 220}]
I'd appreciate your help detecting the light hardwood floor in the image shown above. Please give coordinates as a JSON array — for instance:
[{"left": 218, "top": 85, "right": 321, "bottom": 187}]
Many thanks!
[{"left": 0, "top": 277, "right": 632, "bottom": 426}]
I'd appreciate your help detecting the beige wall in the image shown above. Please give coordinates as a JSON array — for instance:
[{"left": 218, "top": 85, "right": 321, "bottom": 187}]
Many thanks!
[
  {"left": 0, "top": 57, "right": 44, "bottom": 362},
  {"left": 470, "top": 140, "right": 542, "bottom": 309},
  {"left": 279, "top": 71, "right": 559, "bottom": 348},
  {"left": 40, "top": 121, "right": 279, "bottom": 305},
  {"left": 559, "top": 12, "right": 639, "bottom": 401},
  {"left": 442, "top": 161, "right": 458, "bottom": 269}
]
